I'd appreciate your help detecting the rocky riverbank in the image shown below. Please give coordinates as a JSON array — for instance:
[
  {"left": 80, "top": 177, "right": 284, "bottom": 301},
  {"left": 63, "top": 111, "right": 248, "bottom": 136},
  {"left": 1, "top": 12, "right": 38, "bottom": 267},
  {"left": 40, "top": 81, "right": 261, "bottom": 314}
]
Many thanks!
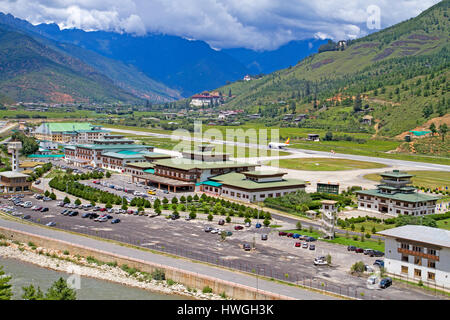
[{"left": 0, "top": 239, "right": 227, "bottom": 300}]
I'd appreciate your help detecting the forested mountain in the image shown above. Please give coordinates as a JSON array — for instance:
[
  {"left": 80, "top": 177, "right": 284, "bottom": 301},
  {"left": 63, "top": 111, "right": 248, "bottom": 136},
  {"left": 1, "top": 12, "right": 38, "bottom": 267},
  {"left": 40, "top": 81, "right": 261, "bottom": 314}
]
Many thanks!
[
  {"left": 218, "top": 0, "right": 450, "bottom": 137},
  {"left": 0, "top": 26, "right": 143, "bottom": 104}
]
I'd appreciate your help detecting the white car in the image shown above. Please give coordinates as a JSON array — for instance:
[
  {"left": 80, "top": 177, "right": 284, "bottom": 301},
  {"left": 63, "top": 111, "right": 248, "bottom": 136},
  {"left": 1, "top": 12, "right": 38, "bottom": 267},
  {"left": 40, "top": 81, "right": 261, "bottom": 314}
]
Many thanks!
[
  {"left": 210, "top": 228, "right": 220, "bottom": 234},
  {"left": 313, "top": 257, "right": 328, "bottom": 266},
  {"left": 367, "top": 275, "right": 379, "bottom": 285}
]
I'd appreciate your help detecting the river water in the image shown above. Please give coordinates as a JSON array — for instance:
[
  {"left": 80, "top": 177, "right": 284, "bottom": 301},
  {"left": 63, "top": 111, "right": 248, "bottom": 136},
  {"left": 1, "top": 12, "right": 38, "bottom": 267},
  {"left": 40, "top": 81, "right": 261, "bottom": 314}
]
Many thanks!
[{"left": 0, "top": 257, "right": 183, "bottom": 300}]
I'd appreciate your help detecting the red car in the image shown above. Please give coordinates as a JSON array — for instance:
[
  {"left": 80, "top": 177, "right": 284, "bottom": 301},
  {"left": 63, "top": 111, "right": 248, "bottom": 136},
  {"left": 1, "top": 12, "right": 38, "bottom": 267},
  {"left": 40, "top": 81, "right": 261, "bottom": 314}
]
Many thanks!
[
  {"left": 99, "top": 208, "right": 106, "bottom": 212},
  {"left": 295, "top": 242, "right": 301, "bottom": 247},
  {"left": 355, "top": 248, "right": 364, "bottom": 253},
  {"left": 278, "top": 231, "right": 287, "bottom": 236},
  {"left": 234, "top": 225, "right": 244, "bottom": 230},
  {"left": 286, "top": 233, "right": 294, "bottom": 238}
]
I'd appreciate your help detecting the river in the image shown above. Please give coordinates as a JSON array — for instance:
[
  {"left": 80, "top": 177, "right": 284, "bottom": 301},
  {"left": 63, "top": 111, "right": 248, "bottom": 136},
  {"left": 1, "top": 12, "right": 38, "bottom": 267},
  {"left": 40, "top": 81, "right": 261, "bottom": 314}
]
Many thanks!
[{"left": 0, "top": 257, "right": 183, "bottom": 300}]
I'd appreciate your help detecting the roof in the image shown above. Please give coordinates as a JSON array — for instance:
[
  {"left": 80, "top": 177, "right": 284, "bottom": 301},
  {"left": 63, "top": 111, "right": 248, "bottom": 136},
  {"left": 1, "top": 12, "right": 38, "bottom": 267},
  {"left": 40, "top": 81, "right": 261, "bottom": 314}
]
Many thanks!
[
  {"left": 0, "top": 171, "right": 29, "bottom": 178},
  {"left": 46, "top": 123, "right": 97, "bottom": 132},
  {"left": 27, "top": 154, "right": 64, "bottom": 158},
  {"left": 380, "top": 170, "right": 413, "bottom": 179},
  {"left": 378, "top": 225, "right": 450, "bottom": 248},
  {"left": 142, "top": 152, "right": 173, "bottom": 159},
  {"left": 19, "top": 161, "right": 45, "bottom": 168},
  {"left": 201, "top": 181, "right": 223, "bottom": 187},
  {"left": 356, "top": 189, "right": 440, "bottom": 202},
  {"left": 102, "top": 152, "right": 146, "bottom": 160},
  {"left": 125, "top": 162, "right": 155, "bottom": 169},
  {"left": 153, "top": 159, "right": 255, "bottom": 171},
  {"left": 76, "top": 144, "right": 153, "bottom": 151},
  {"left": 209, "top": 172, "right": 306, "bottom": 190},
  {"left": 243, "top": 171, "right": 286, "bottom": 177}
]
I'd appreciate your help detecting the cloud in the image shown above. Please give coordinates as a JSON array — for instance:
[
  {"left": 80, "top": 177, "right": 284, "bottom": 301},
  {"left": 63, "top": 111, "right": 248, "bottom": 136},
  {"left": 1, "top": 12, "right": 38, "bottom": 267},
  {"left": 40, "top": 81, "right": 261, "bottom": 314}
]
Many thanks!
[{"left": 0, "top": 0, "right": 441, "bottom": 50}]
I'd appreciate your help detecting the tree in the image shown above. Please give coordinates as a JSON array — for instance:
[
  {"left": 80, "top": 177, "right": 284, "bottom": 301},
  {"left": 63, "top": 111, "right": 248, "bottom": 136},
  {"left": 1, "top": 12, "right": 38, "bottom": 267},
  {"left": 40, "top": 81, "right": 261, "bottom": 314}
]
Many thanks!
[
  {"left": 63, "top": 196, "right": 70, "bottom": 204},
  {"left": 429, "top": 123, "right": 437, "bottom": 136},
  {"left": 263, "top": 218, "right": 270, "bottom": 227},
  {"left": 187, "top": 195, "right": 193, "bottom": 203},
  {"left": 207, "top": 214, "right": 213, "bottom": 221},
  {"left": 44, "top": 190, "right": 50, "bottom": 197},
  {"left": 323, "top": 131, "right": 333, "bottom": 141},
  {"left": 353, "top": 93, "right": 362, "bottom": 113},
  {"left": 21, "top": 285, "right": 45, "bottom": 300},
  {"left": 0, "top": 265, "right": 12, "bottom": 300},
  {"left": 296, "top": 221, "right": 302, "bottom": 230},
  {"left": 105, "top": 171, "right": 111, "bottom": 178},
  {"left": 75, "top": 198, "right": 82, "bottom": 206},
  {"left": 439, "top": 123, "right": 448, "bottom": 142},
  {"left": 50, "top": 192, "right": 56, "bottom": 200},
  {"left": 44, "top": 277, "right": 76, "bottom": 300},
  {"left": 350, "top": 261, "right": 365, "bottom": 275},
  {"left": 193, "top": 194, "right": 199, "bottom": 201},
  {"left": 189, "top": 212, "right": 196, "bottom": 219}
]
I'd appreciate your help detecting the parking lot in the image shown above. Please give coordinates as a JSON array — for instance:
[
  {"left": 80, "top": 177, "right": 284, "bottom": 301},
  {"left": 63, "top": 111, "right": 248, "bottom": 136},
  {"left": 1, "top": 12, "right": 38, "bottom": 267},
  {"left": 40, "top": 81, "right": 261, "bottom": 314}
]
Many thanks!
[{"left": 0, "top": 193, "right": 442, "bottom": 300}]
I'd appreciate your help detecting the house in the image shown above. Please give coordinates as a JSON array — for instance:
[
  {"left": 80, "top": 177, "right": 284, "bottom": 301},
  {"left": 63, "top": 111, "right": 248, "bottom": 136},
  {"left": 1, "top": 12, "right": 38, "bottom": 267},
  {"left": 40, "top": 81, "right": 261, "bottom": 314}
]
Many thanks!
[
  {"left": 283, "top": 114, "right": 295, "bottom": 121},
  {"left": 294, "top": 114, "right": 308, "bottom": 122},
  {"left": 356, "top": 170, "right": 439, "bottom": 216},
  {"left": 378, "top": 225, "right": 450, "bottom": 289},
  {"left": 362, "top": 115, "right": 373, "bottom": 125},
  {"left": 307, "top": 134, "right": 320, "bottom": 142},
  {"left": 33, "top": 122, "right": 110, "bottom": 144},
  {"left": 243, "top": 75, "right": 253, "bottom": 81},
  {"left": 0, "top": 171, "right": 32, "bottom": 194}
]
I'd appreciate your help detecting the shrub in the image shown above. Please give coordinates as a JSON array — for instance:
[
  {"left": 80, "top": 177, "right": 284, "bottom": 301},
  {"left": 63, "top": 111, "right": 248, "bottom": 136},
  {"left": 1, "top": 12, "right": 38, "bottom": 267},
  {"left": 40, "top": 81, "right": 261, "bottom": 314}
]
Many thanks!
[
  {"left": 202, "top": 286, "right": 213, "bottom": 294},
  {"left": 207, "top": 214, "right": 213, "bottom": 221},
  {"left": 152, "top": 269, "right": 166, "bottom": 280}
]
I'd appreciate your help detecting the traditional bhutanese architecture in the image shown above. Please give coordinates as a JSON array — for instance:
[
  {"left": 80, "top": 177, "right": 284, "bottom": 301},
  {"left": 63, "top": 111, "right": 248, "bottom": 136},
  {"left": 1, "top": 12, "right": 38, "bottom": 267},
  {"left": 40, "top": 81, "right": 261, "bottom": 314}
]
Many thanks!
[
  {"left": 190, "top": 92, "right": 222, "bottom": 107},
  {"left": 203, "top": 171, "right": 306, "bottom": 203},
  {"left": 0, "top": 171, "right": 32, "bottom": 194},
  {"left": 64, "top": 137, "right": 155, "bottom": 172},
  {"left": 378, "top": 226, "right": 450, "bottom": 289},
  {"left": 181, "top": 144, "right": 230, "bottom": 162},
  {"left": 356, "top": 170, "right": 439, "bottom": 216},
  {"left": 33, "top": 122, "right": 110, "bottom": 144}
]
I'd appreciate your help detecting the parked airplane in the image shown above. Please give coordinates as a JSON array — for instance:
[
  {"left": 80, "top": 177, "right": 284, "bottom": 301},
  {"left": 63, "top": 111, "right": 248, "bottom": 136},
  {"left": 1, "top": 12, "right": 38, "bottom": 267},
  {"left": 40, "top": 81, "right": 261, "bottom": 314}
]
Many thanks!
[{"left": 268, "top": 138, "right": 290, "bottom": 149}]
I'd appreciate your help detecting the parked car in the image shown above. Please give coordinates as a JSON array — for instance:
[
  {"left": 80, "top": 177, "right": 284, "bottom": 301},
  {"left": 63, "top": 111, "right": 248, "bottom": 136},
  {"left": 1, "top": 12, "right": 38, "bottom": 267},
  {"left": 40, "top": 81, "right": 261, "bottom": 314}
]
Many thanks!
[
  {"left": 255, "top": 223, "right": 261, "bottom": 229},
  {"left": 306, "top": 237, "right": 317, "bottom": 242},
  {"left": 204, "top": 226, "right": 213, "bottom": 232},
  {"left": 286, "top": 233, "right": 294, "bottom": 238},
  {"left": 365, "top": 265, "right": 374, "bottom": 273},
  {"left": 61, "top": 209, "right": 69, "bottom": 215},
  {"left": 218, "top": 219, "right": 225, "bottom": 225},
  {"left": 373, "top": 260, "right": 385, "bottom": 268},
  {"left": 226, "top": 231, "right": 233, "bottom": 237},
  {"left": 295, "top": 242, "right": 301, "bottom": 247},
  {"left": 46, "top": 222, "right": 56, "bottom": 227},
  {"left": 379, "top": 277, "right": 392, "bottom": 289},
  {"left": 355, "top": 247, "right": 364, "bottom": 253},
  {"left": 82, "top": 213, "right": 91, "bottom": 218},
  {"left": 347, "top": 245, "right": 356, "bottom": 251},
  {"left": 68, "top": 211, "right": 78, "bottom": 217},
  {"left": 292, "top": 233, "right": 301, "bottom": 239},
  {"left": 243, "top": 243, "right": 251, "bottom": 251},
  {"left": 314, "top": 257, "right": 328, "bottom": 266},
  {"left": 211, "top": 228, "right": 220, "bottom": 234},
  {"left": 40, "top": 207, "right": 49, "bottom": 212},
  {"left": 367, "top": 275, "right": 379, "bottom": 286},
  {"left": 234, "top": 225, "right": 244, "bottom": 230},
  {"left": 22, "top": 215, "right": 31, "bottom": 220},
  {"left": 111, "top": 219, "right": 121, "bottom": 224},
  {"left": 89, "top": 213, "right": 99, "bottom": 219},
  {"left": 244, "top": 222, "right": 251, "bottom": 227},
  {"left": 302, "top": 242, "right": 308, "bottom": 249},
  {"left": 278, "top": 231, "right": 287, "bottom": 236},
  {"left": 261, "top": 234, "right": 268, "bottom": 241},
  {"left": 364, "top": 249, "right": 375, "bottom": 255},
  {"left": 370, "top": 250, "right": 385, "bottom": 257},
  {"left": 309, "top": 244, "right": 316, "bottom": 250}
]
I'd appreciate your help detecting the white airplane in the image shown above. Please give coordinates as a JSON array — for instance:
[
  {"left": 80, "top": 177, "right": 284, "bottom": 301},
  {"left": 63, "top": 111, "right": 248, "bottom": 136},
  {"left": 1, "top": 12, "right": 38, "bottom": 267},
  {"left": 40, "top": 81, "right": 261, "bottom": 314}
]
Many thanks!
[{"left": 268, "top": 138, "right": 290, "bottom": 149}]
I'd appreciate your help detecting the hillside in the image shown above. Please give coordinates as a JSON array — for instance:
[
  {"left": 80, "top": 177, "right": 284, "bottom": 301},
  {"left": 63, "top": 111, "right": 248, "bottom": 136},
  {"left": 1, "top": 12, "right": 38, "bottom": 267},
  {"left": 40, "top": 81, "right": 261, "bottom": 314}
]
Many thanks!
[
  {"left": 0, "top": 13, "right": 182, "bottom": 102},
  {"left": 0, "top": 26, "right": 142, "bottom": 104},
  {"left": 217, "top": 0, "right": 450, "bottom": 137}
]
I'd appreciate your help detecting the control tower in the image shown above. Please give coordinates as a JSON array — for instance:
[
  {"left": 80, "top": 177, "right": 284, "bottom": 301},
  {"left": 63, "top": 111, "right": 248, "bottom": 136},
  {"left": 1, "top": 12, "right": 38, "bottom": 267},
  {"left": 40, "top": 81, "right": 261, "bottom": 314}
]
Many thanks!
[{"left": 8, "top": 141, "right": 22, "bottom": 172}]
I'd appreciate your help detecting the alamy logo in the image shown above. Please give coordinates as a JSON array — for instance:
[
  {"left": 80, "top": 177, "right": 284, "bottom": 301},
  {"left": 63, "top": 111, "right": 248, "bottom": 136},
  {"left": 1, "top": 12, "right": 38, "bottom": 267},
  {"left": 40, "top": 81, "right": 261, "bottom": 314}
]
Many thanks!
[
  {"left": 367, "top": 5, "right": 381, "bottom": 30},
  {"left": 66, "top": 265, "right": 81, "bottom": 290}
]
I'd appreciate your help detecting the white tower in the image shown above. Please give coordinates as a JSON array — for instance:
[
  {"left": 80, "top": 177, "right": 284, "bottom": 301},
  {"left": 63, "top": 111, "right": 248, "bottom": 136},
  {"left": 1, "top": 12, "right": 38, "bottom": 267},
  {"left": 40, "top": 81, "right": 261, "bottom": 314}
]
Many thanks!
[
  {"left": 8, "top": 141, "right": 22, "bottom": 172},
  {"left": 320, "top": 200, "right": 338, "bottom": 239}
]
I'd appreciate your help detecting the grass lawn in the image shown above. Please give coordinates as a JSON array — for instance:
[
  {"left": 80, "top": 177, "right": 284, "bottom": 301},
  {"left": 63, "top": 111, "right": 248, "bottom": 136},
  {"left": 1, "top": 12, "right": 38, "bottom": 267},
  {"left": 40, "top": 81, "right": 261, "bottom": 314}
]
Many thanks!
[
  {"left": 265, "top": 157, "right": 386, "bottom": 171},
  {"left": 364, "top": 171, "right": 450, "bottom": 190},
  {"left": 436, "top": 218, "right": 450, "bottom": 230},
  {"left": 284, "top": 228, "right": 385, "bottom": 252}
]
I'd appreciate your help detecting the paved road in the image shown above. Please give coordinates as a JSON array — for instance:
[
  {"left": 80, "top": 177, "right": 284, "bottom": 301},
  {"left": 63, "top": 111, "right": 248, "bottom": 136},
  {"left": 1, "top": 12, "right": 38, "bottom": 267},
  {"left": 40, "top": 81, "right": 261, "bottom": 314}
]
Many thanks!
[
  {"left": 107, "top": 127, "right": 450, "bottom": 171},
  {"left": 0, "top": 217, "right": 333, "bottom": 300}
]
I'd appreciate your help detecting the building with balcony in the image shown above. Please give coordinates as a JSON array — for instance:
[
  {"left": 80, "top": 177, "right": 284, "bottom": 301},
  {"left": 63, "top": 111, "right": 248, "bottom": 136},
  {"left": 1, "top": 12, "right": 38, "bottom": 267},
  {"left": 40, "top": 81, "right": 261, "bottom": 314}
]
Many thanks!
[
  {"left": 378, "top": 225, "right": 450, "bottom": 289},
  {"left": 320, "top": 200, "right": 337, "bottom": 239},
  {"left": 356, "top": 170, "right": 439, "bottom": 216}
]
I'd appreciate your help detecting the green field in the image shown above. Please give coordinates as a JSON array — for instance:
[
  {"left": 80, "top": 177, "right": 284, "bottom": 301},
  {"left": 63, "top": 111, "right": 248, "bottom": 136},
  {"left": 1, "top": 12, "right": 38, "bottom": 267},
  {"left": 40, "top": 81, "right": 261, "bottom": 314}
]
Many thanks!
[
  {"left": 363, "top": 171, "right": 450, "bottom": 190},
  {"left": 436, "top": 218, "right": 450, "bottom": 230},
  {"left": 265, "top": 157, "right": 386, "bottom": 171}
]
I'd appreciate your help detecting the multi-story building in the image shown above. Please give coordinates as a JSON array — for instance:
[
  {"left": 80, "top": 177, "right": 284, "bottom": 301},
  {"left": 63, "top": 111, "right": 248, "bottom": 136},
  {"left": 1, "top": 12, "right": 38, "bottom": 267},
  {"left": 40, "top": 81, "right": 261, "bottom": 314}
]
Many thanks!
[
  {"left": 356, "top": 170, "right": 439, "bottom": 216},
  {"left": 378, "top": 225, "right": 450, "bottom": 289},
  {"left": 64, "top": 138, "right": 154, "bottom": 171},
  {"left": 190, "top": 92, "right": 222, "bottom": 107},
  {"left": 205, "top": 171, "right": 306, "bottom": 203},
  {"left": 33, "top": 122, "right": 110, "bottom": 144}
]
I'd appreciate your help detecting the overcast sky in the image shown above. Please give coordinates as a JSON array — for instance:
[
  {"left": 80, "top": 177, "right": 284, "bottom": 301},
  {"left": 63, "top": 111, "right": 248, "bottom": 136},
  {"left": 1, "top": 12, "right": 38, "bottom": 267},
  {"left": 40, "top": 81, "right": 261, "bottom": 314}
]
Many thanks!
[{"left": 0, "top": 0, "right": 441, "bottom": 50}]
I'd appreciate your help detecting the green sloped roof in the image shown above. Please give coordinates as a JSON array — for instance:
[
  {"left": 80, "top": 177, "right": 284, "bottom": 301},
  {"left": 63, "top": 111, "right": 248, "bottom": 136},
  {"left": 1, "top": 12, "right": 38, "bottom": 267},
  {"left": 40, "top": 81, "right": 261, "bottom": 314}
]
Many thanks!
[
  {"left": 47, "top": 123, "right": 96, "bottom": 132},
  {"left": 356, "top": 189, "right": 440, "bottom": 202},
  {"left": 209, "top": 172, "right": 306, "bottom": 190},
  {"left": 153, "top": 159, "right": 255, "bottom": 171}
]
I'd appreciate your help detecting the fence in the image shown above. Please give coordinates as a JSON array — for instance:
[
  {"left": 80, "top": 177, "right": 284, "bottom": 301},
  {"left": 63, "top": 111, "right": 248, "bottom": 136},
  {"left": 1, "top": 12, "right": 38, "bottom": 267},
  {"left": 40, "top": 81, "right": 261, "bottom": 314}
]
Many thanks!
[{"left": 388, "top": 271, "right": 449, "bottom": 297}]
